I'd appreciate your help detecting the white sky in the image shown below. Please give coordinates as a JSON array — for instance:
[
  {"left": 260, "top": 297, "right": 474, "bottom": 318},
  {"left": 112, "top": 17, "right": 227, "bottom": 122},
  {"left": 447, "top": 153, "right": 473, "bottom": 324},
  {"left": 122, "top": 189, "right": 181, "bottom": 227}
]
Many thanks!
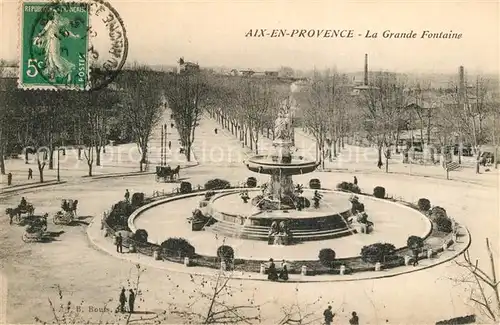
[{"left": 1, "top": 0, "right": 499, "bottom": 74}]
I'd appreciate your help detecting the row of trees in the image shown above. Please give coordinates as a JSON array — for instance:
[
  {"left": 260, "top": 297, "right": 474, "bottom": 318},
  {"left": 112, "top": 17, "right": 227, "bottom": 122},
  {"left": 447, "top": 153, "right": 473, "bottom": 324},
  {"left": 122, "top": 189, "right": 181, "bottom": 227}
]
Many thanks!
[
  {"left": 0, "top": 64, "right": 169, "bottom": 179},
  {"left": 297, "top": 70, "right": 499, "bottom": 172}
]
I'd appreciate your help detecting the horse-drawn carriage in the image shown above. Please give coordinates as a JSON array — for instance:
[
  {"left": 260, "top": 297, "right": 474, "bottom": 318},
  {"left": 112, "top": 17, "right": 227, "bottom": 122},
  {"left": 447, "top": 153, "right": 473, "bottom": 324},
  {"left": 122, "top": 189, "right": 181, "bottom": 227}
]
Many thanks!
[
  {"left": 6, "top": 201, "right": 35, "bottom": 225},
  {"left": 22, "top": 214, "right": 48, "bottom": 243},
  {"left": 53, "top": 199, "right": 78, "bottom": 225},
  {"left": 155, "top": 165, "right": 180, "bottom": 182}
]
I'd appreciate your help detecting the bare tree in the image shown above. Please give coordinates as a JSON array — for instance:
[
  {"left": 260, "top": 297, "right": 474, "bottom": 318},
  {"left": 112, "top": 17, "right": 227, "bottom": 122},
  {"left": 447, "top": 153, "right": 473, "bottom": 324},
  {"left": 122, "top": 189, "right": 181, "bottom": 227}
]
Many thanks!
[
  {"left": 164, "top": 72, "right": 209, "bottom": 162},
  {"left": 120, "top": 67, "right": 164, "bottom": 171},
  {"left": 358, "top": 72, "right": 408, "bottom": 172},
  {"left": 168, "top": 270, "right": 262, "bottom": 324},
  {"left": 297, "top": 71, "right": 331, "bottom": 168},
  {"left": 453, "top": 238, "right": 500, "bottom": 322}
]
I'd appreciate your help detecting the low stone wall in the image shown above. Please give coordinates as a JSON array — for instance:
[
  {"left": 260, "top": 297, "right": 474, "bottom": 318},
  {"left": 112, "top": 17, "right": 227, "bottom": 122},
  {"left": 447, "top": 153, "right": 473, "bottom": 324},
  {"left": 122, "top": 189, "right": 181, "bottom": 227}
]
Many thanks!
[{"left": 102, "top": 184, "right": 464, "bottom": 276}]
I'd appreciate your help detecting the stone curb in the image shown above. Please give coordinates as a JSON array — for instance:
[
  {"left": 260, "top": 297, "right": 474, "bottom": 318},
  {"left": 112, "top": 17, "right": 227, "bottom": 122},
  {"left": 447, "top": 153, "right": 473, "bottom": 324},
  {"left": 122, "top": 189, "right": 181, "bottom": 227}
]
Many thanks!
[
  {"left": 87, "top": 213, "right": 471, "bottom": 283},
  {"left": 0, "top": 180, "right": 66, "bottom": 196}
]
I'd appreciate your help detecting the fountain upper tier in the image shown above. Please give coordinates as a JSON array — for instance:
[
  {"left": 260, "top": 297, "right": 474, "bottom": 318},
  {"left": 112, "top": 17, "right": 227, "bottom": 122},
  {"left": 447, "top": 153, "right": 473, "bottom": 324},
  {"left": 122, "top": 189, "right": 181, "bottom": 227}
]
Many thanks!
[{"left": 246, "top": 155, "right": 319, "bottom": 175}]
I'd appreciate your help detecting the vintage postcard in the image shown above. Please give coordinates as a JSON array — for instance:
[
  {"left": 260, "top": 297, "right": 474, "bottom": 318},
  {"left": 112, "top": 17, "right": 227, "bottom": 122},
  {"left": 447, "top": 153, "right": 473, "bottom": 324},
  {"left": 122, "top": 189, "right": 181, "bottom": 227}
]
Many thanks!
[{"left": 0, "top": 0, "right": 499, "bottom": 324}]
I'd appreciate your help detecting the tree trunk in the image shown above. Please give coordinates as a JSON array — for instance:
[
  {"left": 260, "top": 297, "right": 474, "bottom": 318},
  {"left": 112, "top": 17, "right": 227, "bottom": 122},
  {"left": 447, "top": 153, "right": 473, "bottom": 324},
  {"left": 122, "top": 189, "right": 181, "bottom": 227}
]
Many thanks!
[
  {"left": 378, "top": 145, "right": 383, "bottom": 167},
  {"left": 48, "top": 146, "right": 54, "bottom": 170},
  {"left": 385, "top": 149, "right": 389, "bottom": 173},
  {"left": 186, "top": 145, "right": 192, "bottom": 162},
  {"left": 332, "top": 139, "right": 337, "bottom": 158},
  {"left": 37, "top": 159, "right": 45, "bottom": 183},
  {"left": 88, "top": 162, "right": 93, "bottom": 176},
  {"left": 96, "top": 145, "right": 101, "bottom": 166},
  {"left": 0, "top": 148, "right": 5, "bottom": 175},
  {"left": 341, "top": 136, "right": 344, "bottom": 148}
]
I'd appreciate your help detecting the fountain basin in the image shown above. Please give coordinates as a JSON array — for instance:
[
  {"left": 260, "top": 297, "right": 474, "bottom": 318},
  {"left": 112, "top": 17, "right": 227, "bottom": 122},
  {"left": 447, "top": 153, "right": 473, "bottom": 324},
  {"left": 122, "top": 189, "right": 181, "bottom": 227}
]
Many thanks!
[
  {"left": 206, "top": 189, "right": 353, "bottom": 242},
  {"left": 246, "top": 155, "right": 319, "bottom": 175}
]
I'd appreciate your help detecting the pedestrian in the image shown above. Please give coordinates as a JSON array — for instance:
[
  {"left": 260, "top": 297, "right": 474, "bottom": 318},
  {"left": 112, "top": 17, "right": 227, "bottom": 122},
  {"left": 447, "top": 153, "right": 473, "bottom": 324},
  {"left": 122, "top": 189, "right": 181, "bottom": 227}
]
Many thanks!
[
  {"left": 119, "top": 288, "right": 127, "bottom": 313},
  {"left": 170, "top": 122, "right": 174, "bottom": 128},
  {"left": 267, "top": 258, "right": 278, "bottom": 281},
  {"left": 353, "top": 176, "right": 358, "bottom": 185},
  {"left": 28, "top": 168, "right": 33, "bottom": 180},
  {"left": 349, "top": 311, "right": 359, "bottom": 325},
  {"left": 168, "top": 140, "right": 172, "bottom": 150},
  {"left": 323, "top": 305, "right": 335, "bottom": 325},
  {"left": 7, "top": 172, "right": 12, "bottom": 186},
  {"left": 279, "top": 263, "right": 289, "bottom": 281},
  {"left": 124, "top": 189, "right": 130, "bottom": 203},
  {"left": 214, "top": 128, "right": 218, "bottom": 134},
  {"left": 116, "top": 233, "right": 123, "bottom": 253},
  {"left": 412, "top": 248, "right": 419, "bottom": 266},
  {"left": 128, "top": 289, "right": 135, "bottom": 313}
]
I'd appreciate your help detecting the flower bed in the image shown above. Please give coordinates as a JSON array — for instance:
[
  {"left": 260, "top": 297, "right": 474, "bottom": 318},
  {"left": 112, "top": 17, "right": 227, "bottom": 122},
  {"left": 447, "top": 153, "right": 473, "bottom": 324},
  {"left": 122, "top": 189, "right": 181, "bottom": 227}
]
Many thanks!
[{"left": 102, "top": 184, "right": 460, "bottom": 276}]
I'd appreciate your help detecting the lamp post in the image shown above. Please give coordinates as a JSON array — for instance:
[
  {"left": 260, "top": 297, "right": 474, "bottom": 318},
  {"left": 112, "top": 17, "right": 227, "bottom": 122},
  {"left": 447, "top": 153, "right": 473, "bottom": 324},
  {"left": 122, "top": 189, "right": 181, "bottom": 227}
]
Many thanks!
[{"left": 57, "top": 147, "right": 61, "bottom": 182}]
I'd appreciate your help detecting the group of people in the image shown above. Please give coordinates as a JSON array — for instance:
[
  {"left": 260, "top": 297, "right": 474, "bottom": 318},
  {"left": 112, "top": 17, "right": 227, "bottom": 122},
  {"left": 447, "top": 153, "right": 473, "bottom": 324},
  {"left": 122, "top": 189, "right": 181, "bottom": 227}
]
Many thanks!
[
  {"left": 118, "top": 288, "right": 136, "bottom": 313},
  {"left": 267, "top": 258, "right": 288, "bottom": 281},
  {"left": 323, "top": 306, "right": 359, "bottom": 325}
]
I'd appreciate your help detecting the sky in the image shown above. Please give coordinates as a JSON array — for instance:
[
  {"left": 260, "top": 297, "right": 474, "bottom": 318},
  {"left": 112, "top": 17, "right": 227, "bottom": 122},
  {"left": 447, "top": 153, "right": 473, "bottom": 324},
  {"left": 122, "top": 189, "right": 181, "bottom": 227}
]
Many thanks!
[{"left": 1, "top": 0, "right": 499, "bottom": 74}]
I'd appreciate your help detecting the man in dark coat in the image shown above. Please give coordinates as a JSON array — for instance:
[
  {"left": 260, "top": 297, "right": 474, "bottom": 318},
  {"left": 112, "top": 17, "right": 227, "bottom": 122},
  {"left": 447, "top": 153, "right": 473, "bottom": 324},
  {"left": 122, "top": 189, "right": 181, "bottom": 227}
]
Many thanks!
[
  {"left": 349, "top": 311, "right": 359, "bottom": 325},
  {"left": 116, "top": 233, "right": 123, "bottom": 253},
  {"left": 267, "top": 258, "right": 278, "bottom": 281},
  {"left": 124, "top": 189, "right": 130, "bottom": 203},
  {"left": 353, "top": 176, "right": 358, "bottom": 185},
  {"left": 128, "top": 289, "right": 135, "bottom": 313},
  {"left": 323, "top": 305, "right": 335, "bottom": 325},
  {"left": 28, "top": 168, "right": 33, "bottom": 180},
  {"left": 119, "top": 288, "right": 127, "bottom": 313}
]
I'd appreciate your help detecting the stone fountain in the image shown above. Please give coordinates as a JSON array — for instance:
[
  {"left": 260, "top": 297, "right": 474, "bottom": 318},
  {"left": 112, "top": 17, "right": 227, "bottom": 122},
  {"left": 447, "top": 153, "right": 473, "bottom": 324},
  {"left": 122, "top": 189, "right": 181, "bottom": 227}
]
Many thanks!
[{"left": 203, "top": 85, "right": 353, "bottom": 243}]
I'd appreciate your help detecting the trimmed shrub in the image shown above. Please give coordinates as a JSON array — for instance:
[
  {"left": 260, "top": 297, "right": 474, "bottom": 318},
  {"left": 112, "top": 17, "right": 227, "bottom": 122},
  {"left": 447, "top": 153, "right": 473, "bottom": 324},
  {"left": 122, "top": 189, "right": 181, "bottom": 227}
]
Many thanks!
[
  {"left": 309, "top": 178, "right": 321, "bottom": 189},
  {"left": 435, "top": 216, "right": 453, "bottom": 233},
  {"left": 246, "top": 177, "right": 257, "bottom": 188},
  {"left": 133, "top": 229, "right": 149, "bottom": 243},
  {"left": 407, "top": 235, "right": 424, "bottom": 250},
  {"left": 360, "top": 242, "right": 396, "bottom": 263},
  {"left": 204, "top": 178, "right": 231, "bottom": 190},
  {"left": 430, "top": 206, "right": 447, "bottom": 220},
  {"left": 180, "top": 182, "right": 192, "bottom": 194},
  {"left": 318, "top": 248, "right": 336, "bottom": 268},
  {"left": 373, "top": 186, "right": 386, "bottom": 199},
  {"left": 217, "top": 245, "right": 235, "bottom": 263},
  {"left": 161, "top": 237, "right": 195, "bottom": 258},
  {"left": 336, "top": 182, "right": 361, "bottom": 194},
  {"left": 131, "top": 192, "right": 145, "bottom": 207},
  {"left": 417, "top": 198, "right": 431, "bottom": 212}
]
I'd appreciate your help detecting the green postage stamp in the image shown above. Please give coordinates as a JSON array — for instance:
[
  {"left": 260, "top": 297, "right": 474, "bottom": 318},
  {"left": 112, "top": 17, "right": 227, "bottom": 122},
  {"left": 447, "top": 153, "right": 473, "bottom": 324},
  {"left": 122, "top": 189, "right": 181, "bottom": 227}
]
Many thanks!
[{"left": 19, "top": 1, "right": 90, "bottom": 90}]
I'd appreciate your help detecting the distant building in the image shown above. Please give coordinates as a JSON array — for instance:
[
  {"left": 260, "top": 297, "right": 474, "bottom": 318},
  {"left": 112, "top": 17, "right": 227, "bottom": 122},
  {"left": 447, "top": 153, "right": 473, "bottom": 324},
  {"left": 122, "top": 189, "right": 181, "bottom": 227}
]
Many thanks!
[{"left": 177, "top": 57, "right": 200, "bottom": 74}]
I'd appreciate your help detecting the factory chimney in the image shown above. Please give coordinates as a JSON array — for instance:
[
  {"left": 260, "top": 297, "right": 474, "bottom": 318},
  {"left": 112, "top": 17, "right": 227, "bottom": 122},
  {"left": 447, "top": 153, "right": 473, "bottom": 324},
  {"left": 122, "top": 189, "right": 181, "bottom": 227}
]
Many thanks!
[
  {"left": 364, "top": 54, "right": 369, "bottom": 85},
  {"left": 459, "top": 66, "right": 465, "bottom": 107}
]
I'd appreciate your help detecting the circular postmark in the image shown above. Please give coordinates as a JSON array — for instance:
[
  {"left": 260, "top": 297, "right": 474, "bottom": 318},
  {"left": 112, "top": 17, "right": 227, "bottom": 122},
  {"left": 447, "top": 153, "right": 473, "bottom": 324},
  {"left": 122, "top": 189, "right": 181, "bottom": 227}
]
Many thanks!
[{"left": 27, "top": 0, "right": 128, "bottom": 90}]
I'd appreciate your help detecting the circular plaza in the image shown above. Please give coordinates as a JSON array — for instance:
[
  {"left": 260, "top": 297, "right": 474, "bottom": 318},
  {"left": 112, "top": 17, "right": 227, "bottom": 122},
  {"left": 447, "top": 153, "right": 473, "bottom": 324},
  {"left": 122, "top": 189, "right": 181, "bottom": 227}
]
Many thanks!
[{"left": 132, "top": 189, "right": 432, "bottom": 261}]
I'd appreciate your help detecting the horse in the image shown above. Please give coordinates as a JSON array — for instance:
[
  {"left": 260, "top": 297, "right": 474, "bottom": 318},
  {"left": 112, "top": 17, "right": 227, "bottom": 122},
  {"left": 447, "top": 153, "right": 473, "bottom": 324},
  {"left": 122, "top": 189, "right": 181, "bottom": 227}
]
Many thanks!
[
  {"left": 71, "top": 200, "right": 78, "bottom": 217},
  {"left": 6, "top": 207, "right": 20, "bottom": 224},
  {"left": 171, "top": 165, "right": 180, "bottom": 180}
]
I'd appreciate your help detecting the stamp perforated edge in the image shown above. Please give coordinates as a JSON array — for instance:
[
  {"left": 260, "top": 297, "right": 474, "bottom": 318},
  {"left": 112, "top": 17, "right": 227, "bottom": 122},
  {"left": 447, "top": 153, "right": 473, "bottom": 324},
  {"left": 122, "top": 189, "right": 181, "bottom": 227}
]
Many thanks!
[{"left": 16, "top": 0, "right": 92, "bottom": 91}]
